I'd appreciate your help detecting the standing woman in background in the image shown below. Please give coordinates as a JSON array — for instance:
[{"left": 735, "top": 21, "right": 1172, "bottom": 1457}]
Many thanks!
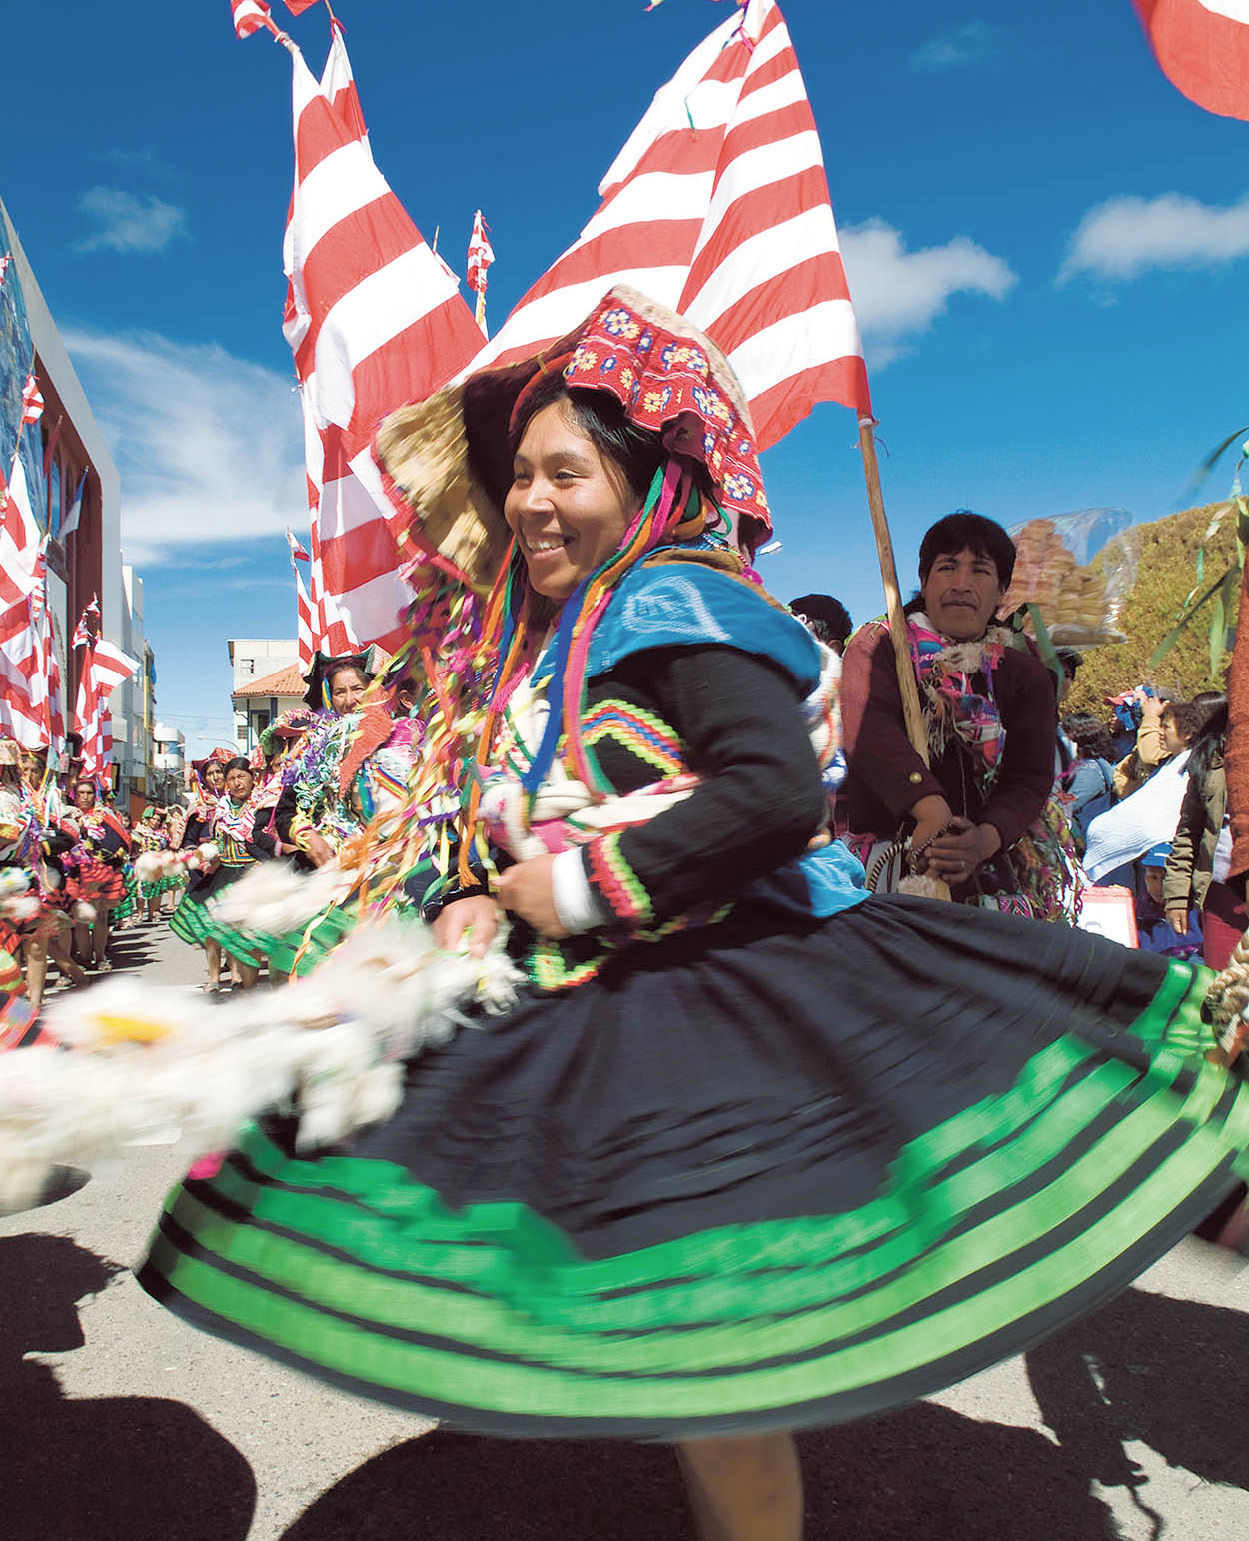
[
  {"left": 170, "top": 750, "right": 232, "bottom": 991},
  {"left": 1164, "top": 701, "right": 1245, "bottom": 969}
]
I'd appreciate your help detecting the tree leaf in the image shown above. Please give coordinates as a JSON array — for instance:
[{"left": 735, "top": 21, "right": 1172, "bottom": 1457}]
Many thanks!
[
  {"left": 1149, "top": 559, "right": 1239, "bottom": 668},
  {"left": 1210, "top": 587, "right": 1225, "bottom": 680}
]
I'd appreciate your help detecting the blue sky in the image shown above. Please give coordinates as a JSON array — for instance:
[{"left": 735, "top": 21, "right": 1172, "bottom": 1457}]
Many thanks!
[{"left": 3, "top": 0, "right": 1247, "bottom": 754}]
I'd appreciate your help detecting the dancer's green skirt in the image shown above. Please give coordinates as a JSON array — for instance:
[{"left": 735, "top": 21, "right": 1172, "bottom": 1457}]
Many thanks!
[{"left": 140, "top": 895, "right": 1249, "bottom": 1438}]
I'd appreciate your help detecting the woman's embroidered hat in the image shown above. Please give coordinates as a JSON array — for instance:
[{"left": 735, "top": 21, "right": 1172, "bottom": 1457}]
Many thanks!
[
  {"left": 302, "top": 648, "right": 390, "bottom": 711},
  {"left": 259, "top": 705, "right": 322, "bottom": 757},
  {"left": 375, "top": 287, "right": 771, "bottom": 591}
]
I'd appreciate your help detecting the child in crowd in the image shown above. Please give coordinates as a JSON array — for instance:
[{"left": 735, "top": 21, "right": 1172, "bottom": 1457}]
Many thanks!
[{"left": 1136, "top": 843, "right": 1203, "bottom": 959}]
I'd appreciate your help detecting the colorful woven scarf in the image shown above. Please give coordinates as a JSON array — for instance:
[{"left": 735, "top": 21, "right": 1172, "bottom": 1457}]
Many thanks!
[{"left": 906, "top": 611, "right": 1012, "bottom": 788}]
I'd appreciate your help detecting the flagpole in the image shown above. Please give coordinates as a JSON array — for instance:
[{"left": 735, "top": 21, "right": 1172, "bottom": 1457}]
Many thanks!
[{"left": 856, "top": 417, "right": 929, "bottom": 767}]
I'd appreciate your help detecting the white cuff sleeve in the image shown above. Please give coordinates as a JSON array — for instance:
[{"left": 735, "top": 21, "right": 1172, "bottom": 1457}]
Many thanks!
[{"left": 552, "top": 847, "right": 605, "bottom": 935}]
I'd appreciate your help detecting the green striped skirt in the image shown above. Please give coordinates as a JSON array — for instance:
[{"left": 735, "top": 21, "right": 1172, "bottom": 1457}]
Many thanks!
[
  {"left": 139, "top": 894, "right": 1249, "bottom": 1438},
  {"left": 170, "top": 890, "right": 262, "bottom": 966}
]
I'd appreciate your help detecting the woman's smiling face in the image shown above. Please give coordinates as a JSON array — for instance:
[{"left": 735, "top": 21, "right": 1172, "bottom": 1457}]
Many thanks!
[{"left": 504, "top": 399, "right": 641, "bottom": 603}]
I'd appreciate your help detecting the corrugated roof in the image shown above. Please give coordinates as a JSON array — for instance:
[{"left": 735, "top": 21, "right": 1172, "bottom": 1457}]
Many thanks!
[{"left": 232, "top": 663, "right": 306, "bottom": 700}]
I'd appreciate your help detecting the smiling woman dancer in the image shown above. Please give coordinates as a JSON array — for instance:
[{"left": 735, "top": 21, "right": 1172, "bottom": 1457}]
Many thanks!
[{"left": 140, "top": 291, "right": 1248, "bottom": 1541}]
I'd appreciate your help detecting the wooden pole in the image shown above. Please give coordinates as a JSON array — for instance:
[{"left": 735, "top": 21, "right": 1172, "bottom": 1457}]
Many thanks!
[
  {"left": 857, "top": 417, "right": 930, "bottom": 766},
  {"left": 858, "top": 418, "right": 951, "bottom": 901}
]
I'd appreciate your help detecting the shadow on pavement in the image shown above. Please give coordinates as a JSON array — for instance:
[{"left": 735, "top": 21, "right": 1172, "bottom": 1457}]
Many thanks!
[
  {"left": 283, "top": 1284, "right": 1249, "bottom": 1540},
  {"left": 279, "top": 1404, "right": 1121, "bottom": 1540},
  {"left": 0, "top": 1233, "right": 256, "bottom": 1540},
  {"left": 1026, "top": 1283, "right": 1249, "bottom": 1523},
  {"left": 104, "top": 921, "right": 166, "bottom": 974}
]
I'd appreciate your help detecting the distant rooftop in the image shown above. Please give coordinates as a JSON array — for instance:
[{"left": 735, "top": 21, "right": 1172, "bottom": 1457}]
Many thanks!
[{"left": 232, "top": 663, "right": 307, "bottom": 699}]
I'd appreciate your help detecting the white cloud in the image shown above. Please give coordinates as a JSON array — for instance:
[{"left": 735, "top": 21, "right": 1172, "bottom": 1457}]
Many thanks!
[
  {"left": 63, "top": 329, "right": 306, "bottom": 566},
  {"left": 75, "top": 187, "right": 187, "bottom": 254},
  {"left": 1059, "top": 192, "right": 1249, "bottom": 283},
  {"left": 840, "top": 219, "right": 1018, "bottom": 366},
  {"left": 908, "top": 21, "right": 1015, "bottom": 72}
]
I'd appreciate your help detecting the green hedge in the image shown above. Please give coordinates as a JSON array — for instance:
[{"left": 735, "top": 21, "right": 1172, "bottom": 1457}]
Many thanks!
[{"left": 1065, "top": 501, "right": 1240, "bottom": 715}]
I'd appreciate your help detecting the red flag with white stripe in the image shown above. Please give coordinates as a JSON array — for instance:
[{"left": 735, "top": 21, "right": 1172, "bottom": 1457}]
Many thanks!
[
  {"left": 467, "top": 211, "right": 495, "bottom": 294},
  {"left": 25, "top": 541, "right": 64, "bottom": 751},
  {"left": 283, "top": 25, "right": 485, "bottom": 654},
  {"left": 0, "top": 458, "right": 49, "bottom": 746},
  {"left": 0, "top": 455, "right": 42, "bottom": 612},
  {"left": 286, "top": 528, "right": 315, "bottom": 673},
  {"left": 294, "top": 564, "right": 315, "bottom": 675},
  {"left": 19, "top": 373, "right": 43, "bottom": 428},
  {"left": 231, "top": 0, "right": 278, "bottom": 40},
  {"left": 72, "top": 595, "right": 100, "bottom": 651},
  {"left": 473, "top": 0, "right": 870, "bottom": 447},
  {"left": 1132, "top": 0, "right": 1249, "bottom": 119},
  {"left": 74, "top": 639, "right": 138, "bottom": 776}
]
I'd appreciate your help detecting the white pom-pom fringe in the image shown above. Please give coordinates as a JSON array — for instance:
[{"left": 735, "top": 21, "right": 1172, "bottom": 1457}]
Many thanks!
[
  {"left": 210, "top": 861, "right": 354, "bottom": 935},
  {"left": 0, "top": 923, "right": 520, "bottom": 1211}
]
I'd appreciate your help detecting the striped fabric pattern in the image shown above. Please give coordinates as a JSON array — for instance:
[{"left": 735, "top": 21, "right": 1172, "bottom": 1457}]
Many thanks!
[
  {"left": 470, "top": 0, "right": 871, "bottom": 449},
  {"left": 19, "top": 373, "right": 43, "bottom": 427},
  {"left": 140, "top": 959, "right": 1249, "bottom": 1437},
  {"left": 73, "top": 640, "right": 139, "bottom": 776},
  {"left": 282, "top": 27, "right": 485, "bottom": 657},
  {"left": 0, "top": 458, "right": 52, "bottom": 747},
  {"left": 230, "top": 0, "right": 276, "bottom": 40},
  {"left": 286, "top": 530, "right": 315, "bottom": 674}
]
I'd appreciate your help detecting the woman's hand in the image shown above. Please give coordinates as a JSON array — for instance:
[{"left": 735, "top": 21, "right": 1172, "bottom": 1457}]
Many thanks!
[
  {"left": 432, "top": 894, "right": 501, "bottom": 957},
  {"left": 302, "top": 832, "right": 336, "bottom": 869},
  {"left": 1135, "top": 688, "right": 1164, "bottom": 723},
  {"left": 922, "top": 817, "right": 1001, "bottom": 883},
  {"left": 496, "top": 853, "right": 568, "bottom": 939},
  {"left": 1165, "top": 904, "right": 1190, "bottom": 936}
]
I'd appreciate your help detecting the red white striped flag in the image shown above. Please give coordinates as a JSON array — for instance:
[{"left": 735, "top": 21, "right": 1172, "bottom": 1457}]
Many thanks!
[
  {"left": 231, "top": 0, "right": 277, "bottom": 40},
  {"left": 24, "top": 541, "right": 64, "bottom": 751},
  {"left": 19, "top": 373, "right": 43, "bottom": 428},
  {"left": 72, "top": 595, "right": 100, "bottom": 651},
  {"left": 282, "top": 25, "right": 485, "bottom": 655},
  {"left": 286, "top": 528, "right": 315, "bottom": 672},
  {"left": 0, "top": 454, "right": 42, "bottom": 611},
  {"left": 74, "top": 639, "right": 139, "bottom": 776},
  {"left": 0, "top": 463, "right": 51, "bottom": 748},
  {"left": 467, "top": 210, "right": 495, "bottom": 295},
  {"left": 1132, "top": 0, "right": 1249, "bottom": 119},
  {"left": 472, "top": 0, "right": 870, "bottom": 447}
]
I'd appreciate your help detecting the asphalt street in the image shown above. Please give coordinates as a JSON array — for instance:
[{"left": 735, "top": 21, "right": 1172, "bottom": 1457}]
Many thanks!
[{"left": 2, "top": 919, "right": 1247, "bottom": 1540}]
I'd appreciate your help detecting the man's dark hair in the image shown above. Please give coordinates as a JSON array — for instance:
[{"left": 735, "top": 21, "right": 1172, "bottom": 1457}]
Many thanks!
[
  {"left": 918, "top": 511, "right": 1016, "bottom": 588},
  {"left": 790, "top": 594, "right": 853, "bottom": 649}
]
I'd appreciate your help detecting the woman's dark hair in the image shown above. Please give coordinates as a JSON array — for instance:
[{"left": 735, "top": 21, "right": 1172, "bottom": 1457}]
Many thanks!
[
  {"left": 1185, "top": 700, "right": 1228, "bottom": 783},
  {"left": 1163, "top": 698, "right": 1216, "bottom": 747},
  {"left": 1063, "top": 713, "right": 1114, "bottom": 761},
  {"left": 326, "top": 661, "right": 370, "bottom": 690},
  {"left": 918, "top": 511, "right": 1016, "bottom": 589},
  {"left": 223, "top": 756, "right": 254, "bottom": 777},
  {"left": 510, "top": 373, "right": 665, "bottom": 503}
]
